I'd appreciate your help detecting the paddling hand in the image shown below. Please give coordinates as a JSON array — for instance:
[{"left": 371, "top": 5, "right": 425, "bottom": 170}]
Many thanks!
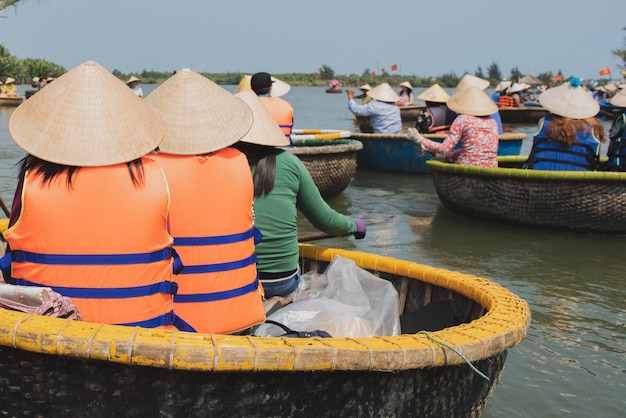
[
  {"left": 353, "top": 218, "right": 367, "bottom": 239},
  {"left": 346, "top": 89, "right": 355, "bottom": 100},
  {"left": 407, "top": 128, "right": 424, "bottom": 144}
]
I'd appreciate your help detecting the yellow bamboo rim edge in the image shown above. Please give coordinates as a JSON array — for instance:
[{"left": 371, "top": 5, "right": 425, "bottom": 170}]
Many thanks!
[{"left": 0, "top": 244, "right": 531, "bottom": 373}]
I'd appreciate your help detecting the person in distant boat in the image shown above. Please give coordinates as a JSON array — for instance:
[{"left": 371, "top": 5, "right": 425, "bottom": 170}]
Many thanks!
[
  {"left": 145, "top": 69, "right": 266, "bottom": 335},
  {"left": 603, "top": 86, "right": 626, "bottom": 171},
  {"left": 126, "top": 75, "right": 143, "bottom": 98},
  {"left": 498, "top": 82, "right": 515, "bottom": 108},
  {"left": 396, "top": 81, "right": 414, "bottom": 105},
  {"left": 454, "top": 73, "right": 503, "bottom": 135},
  {"left": 492, "top": 80, "right": 511, "bottom": 105},
  {"left": 1, "top": 77, "right": 17, "bottom": 96},
  {"left": 357, "top": 84, "right": 372, "bottom": 104},
  {"left": 407, "top": 86, "right": 500, "bottom": 167},
  {"left": 233, "top": 90, "right": 366, "bottom": 299},
  {"left": 0, "top": 60, "right": 183, "bottom": 330},
  {"left": 526, "top": 78, "right": 606, "bottom": 171},
  {"left": 508, "top": 83, "right": 526, "bottom": 107},
  {"left": 347, "top": 82, "right": 403, "bottom": 134},
  {"left": 414, "top": 83, "right": 456, "bottom": 134},
  {"left": 37, "top": 76, "right": 47, "bottom": 90},
  {"left": 251, "top": 72, "right": 294, "bottom": 144}
]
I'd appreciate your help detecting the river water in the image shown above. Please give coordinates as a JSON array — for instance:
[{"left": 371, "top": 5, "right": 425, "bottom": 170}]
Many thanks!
[{"left": 1, "top": 84, "right": 624, "bottom": 417}]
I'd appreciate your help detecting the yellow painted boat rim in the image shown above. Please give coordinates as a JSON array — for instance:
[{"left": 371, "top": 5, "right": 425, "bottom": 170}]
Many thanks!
[{"left": 0, "top": 244, "right": 531, "bottom": 373}]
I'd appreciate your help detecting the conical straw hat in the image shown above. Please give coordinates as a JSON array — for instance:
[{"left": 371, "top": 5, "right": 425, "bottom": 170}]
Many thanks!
[
  {"left": 508, "top": 83, "right": 527, "bottom": 94},
  {"left": 495, "top": 80, "right": 512, "bottom": 92},
  {"left": 539, "top": 78, "right": 599, "bottom": 119},
  {"left": 416, "top": 83, "right": 449, "bottom": 103},
  {"left": 234, "top": 74, "right": 291, "bottom": 98},
  {"left": 9, "top": 60, "right": 164, "bottom": 166},
  {"left": 236, "top": 90, "right": 289, "bottom": 146},
  {"left": 145, "top": 68, "right": 253, "bottom": 155},
  {"left": 399, "top": 81, "right": 413, "bottom": 90},
  {"left": 453, "top": 74, "right": 490, "bottom": 95},
  {"left": 366, "top": 82, "right": 399, "bottom": 103},
  {"left": 359, "top": 84, "right": 371, "bottom": 91},
  {"left": 610, "top": 87, "right": 626, "bottom": 107},
  {"left": 447, "top": 86, "right": 498, "bottom": 117},
  {"left": 126, "top": 75, "right": 141, "bottom": 84},
  {"left": 5, "top": 77, "right": 15, "bottom": 84}
]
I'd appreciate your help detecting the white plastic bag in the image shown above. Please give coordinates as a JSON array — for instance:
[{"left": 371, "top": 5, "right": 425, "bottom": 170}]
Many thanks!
[{"left": 256, "top": 255, "right": 400, "bottom": 338}]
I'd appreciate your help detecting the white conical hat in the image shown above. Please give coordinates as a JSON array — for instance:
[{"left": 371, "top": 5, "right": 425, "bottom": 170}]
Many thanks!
[
  {"left": 399, "top": 81, "right": 413, "bottom": 90},
  {"left": 366, "top": 82, "right": 400, "bottom": 103},
  {"left": 145, "top": 68, "right": 253, "bottom": 155},
  {"left": 234, "top": 74, "right": 291, "bottom": 97},
  {"left": 236, "top": 90, "right": 289, "bottom": 146},
  {"left": 539, "top": 78, "right": 599, "bottom": 119},
  {"left": 447, "top": 86, "right": 498, "bottom": 116},
  {"left": 359, "top": 83, "right": 372, "bottom": 91},
  {"left": 416, "top": 83, "right": 449, "bottom": 103},
  {"left": 610, "top": 87, "right": 626, "bottom": 107},
  {"left": 9, "top": 60, "right": 164, "bottom": 166},
  {"left": 453, "top": 74, "right": 490, "bottom": 95}
]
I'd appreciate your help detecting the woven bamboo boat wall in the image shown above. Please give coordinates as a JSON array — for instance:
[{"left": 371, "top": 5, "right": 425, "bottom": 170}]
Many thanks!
[
  {"left": 350, "top": 132, "right": 526, "bottom": 174},
  {"left": 0, "top": 244, "right": 530, "bottom": 417},
  {"left": 427, "top": 156, "right": 626, "bottom": 233},
  {"left": 284, "top": 137, "right": 363, "bottom": 199}
]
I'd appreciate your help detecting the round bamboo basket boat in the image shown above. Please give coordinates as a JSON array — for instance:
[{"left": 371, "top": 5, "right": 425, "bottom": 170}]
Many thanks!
[
  {"left": 427, "top": 156, "right": 626, "bottom": 233},
  {"left": 284, "top": 136, "right": 363, "bottom": 199},
  {"left": 0, "top": 243, "right": 530, "bottom": 417}
]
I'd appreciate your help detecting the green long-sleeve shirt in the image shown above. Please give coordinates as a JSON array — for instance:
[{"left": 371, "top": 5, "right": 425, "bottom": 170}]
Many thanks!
[{"left": 252, "top": 150, "right": 356, "bottom": 274}]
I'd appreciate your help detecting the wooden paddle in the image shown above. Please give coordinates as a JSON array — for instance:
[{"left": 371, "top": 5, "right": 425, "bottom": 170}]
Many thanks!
[
  {"left": 0, "top": 193, "right": 10, "bottom": 218},
  {"left": 298, "top": 232, "right": 334, "bottom": 242}
]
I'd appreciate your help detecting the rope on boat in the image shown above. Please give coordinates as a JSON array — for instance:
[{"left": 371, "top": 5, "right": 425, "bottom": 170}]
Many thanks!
[
  {"left": 417, "top": 330, "right": 490, "bottom": 382},
  {"left": 291, "top": 129, "right": 353, "bottom": 141}
]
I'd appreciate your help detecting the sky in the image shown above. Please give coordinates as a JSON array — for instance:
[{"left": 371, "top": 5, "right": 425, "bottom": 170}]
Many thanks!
[{"left": 1, "top": 0, "right": 625, "bottom": 81}]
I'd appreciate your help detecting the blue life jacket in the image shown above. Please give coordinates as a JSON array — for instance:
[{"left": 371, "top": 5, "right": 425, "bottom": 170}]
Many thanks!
[
  {"left": 526, "top": 115, "right": 601, "bottom": 171},
  {"left": 605, "top": 112, "right": 626, "bottom": 171}
]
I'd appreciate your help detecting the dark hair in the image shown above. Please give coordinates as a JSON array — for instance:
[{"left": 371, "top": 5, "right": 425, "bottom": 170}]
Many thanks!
[
  {"left": 18, "top": 155, "right": 146, "bottom": 188},
  {"left": 232, "top": 142, "right": 279, "bottom": 197}
]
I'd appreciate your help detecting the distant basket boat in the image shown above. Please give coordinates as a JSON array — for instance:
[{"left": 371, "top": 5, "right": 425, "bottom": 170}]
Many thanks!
[
  {"left": 427, "top": 156, "right": 626, "bottom": 233},
  {"left": 0, "top": 95, "right": 23, "bottom": 107},
  {"left": 498, "top": 106, "right": 549, "bottom": 124},
  {"left": 0, "top": 243, "right": 530, "bottom": 417},
  {"left": 286, "top": 131, "right": 362, "bottom": 199},
  {"left": 325, "top": 87, "right": 343, "bottom": 94},
  {"left": 349, "top": 132, "right": 527, "bottom": 174}
]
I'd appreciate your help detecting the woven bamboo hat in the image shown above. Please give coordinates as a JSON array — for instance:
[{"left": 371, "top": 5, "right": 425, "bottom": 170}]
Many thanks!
[
  {"left": 9, "top": 60, "right": 164, "bottom": 166},
  {"left": 5, "top": 77, "right": 15, "bottom": 84},
  {"left": 366, "top": 82, "right": 399, "bottom": 103},
  {"left": 508, "top": 83, "right": 526, "bottom": 94},
  {"left": 359, "top": 84, "right": 372, "bottom": 91},
  {"left": 610, "top": 86, "right": 626, "bottom": 107},
  {"left": 399, "top": 81, "right": 413, "bottom": 90},
  {"left": 447, "top": 86, "right": 498, "bottom": 117},
  {"left": 495, "top": 80, "right": 512, "bottom": 92},
  {"left": 453, "top": 74, "right": 490, "bottom": 95},
  {"left": 416, "top": 83, "right": 449, "bottom": 103},
  {"left": 145, "top": 68, "right": 253, "bottom": 155},
  {"left": 539, "top": 78, "right": 599, "bottom": 119},
  {"left": 234, "top": 74, "right": 291, "bottom": 98},
  {"left": 236, "top": 90, "right": 289, "bottom": 147},
  {"left": 126, "top": 76, "right": 141, "bottom": 84}
]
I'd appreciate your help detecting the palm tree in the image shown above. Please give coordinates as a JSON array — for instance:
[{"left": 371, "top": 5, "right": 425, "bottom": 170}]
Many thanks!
[{"left": 1, "top": 1, "right": 24, "bottom": 11}]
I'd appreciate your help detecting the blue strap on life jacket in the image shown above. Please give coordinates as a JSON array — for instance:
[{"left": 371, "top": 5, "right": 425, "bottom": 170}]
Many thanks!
[
  {"left": 173, "top": 227, "right": 262, "bottom": 246},
  {"left": 177, "top": 254, "right": 258, "bottom": 275},
  {"left": 122, "top": 310, "right": 196, "bottom": 332},
  {"left": 174, "top": 278, "right": 259, "bottom": 303},
  {"left": 7, "top": 247, "right": 173, "bottom": 265},
  {"left": 9, "top": 278, "right": 178, "bottom": 299}
]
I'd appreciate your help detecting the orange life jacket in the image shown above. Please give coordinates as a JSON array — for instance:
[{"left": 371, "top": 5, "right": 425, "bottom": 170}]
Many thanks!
[
  {"left": 2, "top": 159, "right": 178, "bottom": 328},
  {"left": 149, "top": 149, "right": 265, "bottom": 334},
  {"left": 259, "top": 96, "right": 294, "bottom": 144},
  {"left": 499, "top": 95, "right": 515, "bottom": 108}
]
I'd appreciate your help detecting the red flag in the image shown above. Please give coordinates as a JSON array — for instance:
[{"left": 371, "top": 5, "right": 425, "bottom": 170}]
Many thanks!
[
  {"left": 370, "top": 71, "right": 375, "bottom": 78},
  {"left": 598, "top": 66, "right": 611, "bottom": 76},
  {"left": 390, "top": 64, "right": 398, "bottom": 71},
  {"left": 381, "top": 68, "right": 385, "bottom": 73}
]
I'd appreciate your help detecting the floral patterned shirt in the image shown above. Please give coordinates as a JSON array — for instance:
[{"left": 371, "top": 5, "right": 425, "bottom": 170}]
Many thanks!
[{"left": 420, "top": 114, "right": 499, "bottom": 167}]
